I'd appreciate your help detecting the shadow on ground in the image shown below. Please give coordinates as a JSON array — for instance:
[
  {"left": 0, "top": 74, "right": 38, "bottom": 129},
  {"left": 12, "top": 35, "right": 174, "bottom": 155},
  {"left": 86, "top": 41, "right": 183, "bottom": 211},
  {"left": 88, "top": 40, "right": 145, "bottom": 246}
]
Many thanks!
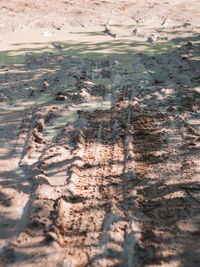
[{"left": 0, "top": 32, "right": 200, "bottom": 266}]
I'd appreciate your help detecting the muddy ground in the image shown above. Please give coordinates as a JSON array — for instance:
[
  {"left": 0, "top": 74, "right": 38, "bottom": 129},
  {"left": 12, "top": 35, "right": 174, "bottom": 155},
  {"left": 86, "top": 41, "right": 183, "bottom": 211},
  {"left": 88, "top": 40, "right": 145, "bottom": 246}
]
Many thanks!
[{"left": 0, "top": 0, "right": 200, "bottom": 266}]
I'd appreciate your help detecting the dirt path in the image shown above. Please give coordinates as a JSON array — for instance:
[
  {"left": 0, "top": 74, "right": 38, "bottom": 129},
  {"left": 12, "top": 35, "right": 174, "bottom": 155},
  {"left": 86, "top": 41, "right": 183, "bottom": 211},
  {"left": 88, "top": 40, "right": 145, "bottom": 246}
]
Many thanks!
[{"left": 0, "top": 1, "right": 200, "bottom": 266}]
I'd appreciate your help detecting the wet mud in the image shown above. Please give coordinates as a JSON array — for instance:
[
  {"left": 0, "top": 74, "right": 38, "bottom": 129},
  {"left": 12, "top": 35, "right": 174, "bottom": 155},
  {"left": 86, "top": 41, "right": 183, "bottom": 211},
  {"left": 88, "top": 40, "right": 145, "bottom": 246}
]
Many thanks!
[{"left": 0, "top": 1, "right": 200, "bottom": 266}]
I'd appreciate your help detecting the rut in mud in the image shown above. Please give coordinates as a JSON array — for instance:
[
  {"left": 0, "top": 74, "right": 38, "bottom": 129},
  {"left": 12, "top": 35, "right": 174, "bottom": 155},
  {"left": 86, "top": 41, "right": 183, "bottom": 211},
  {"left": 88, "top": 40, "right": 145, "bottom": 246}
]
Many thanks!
[{"left": 0, "top": 33, "right": 200, "bottom": 266}]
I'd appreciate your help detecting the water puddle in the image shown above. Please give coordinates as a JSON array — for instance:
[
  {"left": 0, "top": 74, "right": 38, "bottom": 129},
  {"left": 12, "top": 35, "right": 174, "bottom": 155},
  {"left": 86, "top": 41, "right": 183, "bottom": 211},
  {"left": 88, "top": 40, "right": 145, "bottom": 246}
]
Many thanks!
[
  {"left": 43, "top": 108, "right": 79, "bottom": 142},
  {"left": 43, "top": 94, "right": 112, "bottom": 142},
  {"left": 0, "top": 93, "right": 53, "bottom": 112},
  {"left": 26, "top": 93, "right": 112, "bottom": 165}
]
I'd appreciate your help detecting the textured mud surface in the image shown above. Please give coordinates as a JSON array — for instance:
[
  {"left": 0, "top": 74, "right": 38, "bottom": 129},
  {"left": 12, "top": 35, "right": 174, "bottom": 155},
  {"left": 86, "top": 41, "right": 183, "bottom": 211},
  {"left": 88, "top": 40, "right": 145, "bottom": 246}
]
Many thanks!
[{"left": 0, "top": 1, "right": 200, "bottom": 266}]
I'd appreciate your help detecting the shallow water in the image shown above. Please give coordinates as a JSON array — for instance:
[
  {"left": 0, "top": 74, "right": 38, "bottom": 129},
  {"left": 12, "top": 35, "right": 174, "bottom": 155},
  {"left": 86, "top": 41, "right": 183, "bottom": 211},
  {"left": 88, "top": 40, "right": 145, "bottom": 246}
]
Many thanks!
[{"left": 43, "top": 94, "right": 112, "bottom": 142}]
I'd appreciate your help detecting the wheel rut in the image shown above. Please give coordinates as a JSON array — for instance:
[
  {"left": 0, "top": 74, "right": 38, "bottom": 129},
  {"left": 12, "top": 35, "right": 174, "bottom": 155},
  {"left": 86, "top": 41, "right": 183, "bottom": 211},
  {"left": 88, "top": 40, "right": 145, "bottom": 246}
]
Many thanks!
[{"left": 0, "top": 44, "right": 200, "bottom": 266}]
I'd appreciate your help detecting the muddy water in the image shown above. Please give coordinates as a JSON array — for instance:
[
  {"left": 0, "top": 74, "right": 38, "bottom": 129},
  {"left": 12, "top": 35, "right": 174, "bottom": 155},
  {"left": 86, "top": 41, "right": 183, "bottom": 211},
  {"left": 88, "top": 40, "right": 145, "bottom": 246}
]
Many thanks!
[
  {"left": 43, "top": 95, "right": 112, "bottom": 141},
  {"left": 27, "top": 94, "right": 112, "bottom": 167}
]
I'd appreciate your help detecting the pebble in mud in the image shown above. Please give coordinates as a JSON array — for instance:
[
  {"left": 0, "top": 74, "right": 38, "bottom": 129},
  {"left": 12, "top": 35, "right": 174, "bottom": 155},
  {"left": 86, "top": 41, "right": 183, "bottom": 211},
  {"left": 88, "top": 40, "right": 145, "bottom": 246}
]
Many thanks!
[
  {"left": 55, "top": 92, "right": 67, "bottom": 101},
  {"left": 147, "top": 36, "right": 155, "bottom": 44},
  {"left": 35, "top": 118, "right": 45, "bottom": 132},
  {"left": 56, "top": 95, "right": 67, "bottom": 101}
]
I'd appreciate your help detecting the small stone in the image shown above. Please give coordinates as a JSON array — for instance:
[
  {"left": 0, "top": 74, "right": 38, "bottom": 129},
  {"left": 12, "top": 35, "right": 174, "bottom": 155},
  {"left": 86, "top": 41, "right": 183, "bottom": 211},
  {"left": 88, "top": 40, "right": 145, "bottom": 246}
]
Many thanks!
[
  {"left": 55, "top": 91, "right": 67, "bottom": 101},
  {"left": 182, "top": 55, "right": 188, "bottom": 60},
  {"left": 42, "top": 80, "right": 49, "bottom": 90},
  {"left": 147, "top": 36, "right": 154, "bottom": 44},
  {"left": 36, "top": 119, "right": 45, "bottom": 132},
  {"left": 55, "top": 95, "right": 67, "bottom": 101},
  {"left": 184, "top": 41, "right": 193, "bottom": 49},
  {"left": 133, "top": 28, "right": 137, "bottom": 35},
  {"left": 52, "top": 43, "right": 62, "bottom": 50},
  {"left": 187, "top": 41, "right": 193, "bottom": 46}
]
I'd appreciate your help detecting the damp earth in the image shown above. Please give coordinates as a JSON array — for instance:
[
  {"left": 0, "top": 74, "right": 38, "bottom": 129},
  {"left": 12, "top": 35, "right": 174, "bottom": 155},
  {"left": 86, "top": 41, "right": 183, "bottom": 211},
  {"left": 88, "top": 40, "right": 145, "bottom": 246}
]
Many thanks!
[{"left": 0, "top": 1, "right": 200, "bottom": 266}]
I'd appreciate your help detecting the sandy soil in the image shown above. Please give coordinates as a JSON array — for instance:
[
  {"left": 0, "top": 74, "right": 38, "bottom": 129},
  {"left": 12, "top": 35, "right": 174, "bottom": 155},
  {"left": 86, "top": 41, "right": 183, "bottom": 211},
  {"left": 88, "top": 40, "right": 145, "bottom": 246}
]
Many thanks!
[{"left": 0, "top": 0, "right": 200, "bottom": 266}]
